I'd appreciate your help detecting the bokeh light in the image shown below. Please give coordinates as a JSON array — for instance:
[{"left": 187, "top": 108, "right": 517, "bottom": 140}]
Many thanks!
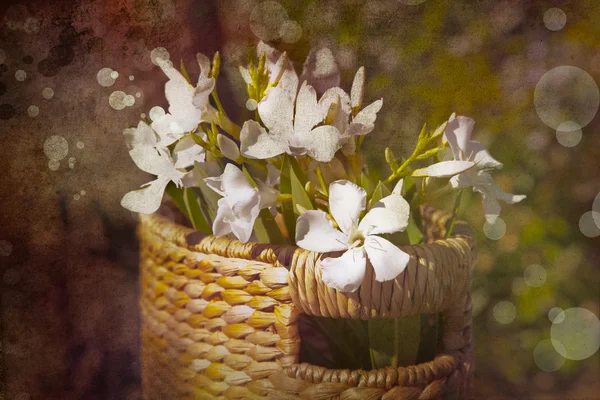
[
  {"left": 534, "top": 66, "right": 599, "bottom": 130},
  {"left": 484, "top": 218, "right": 506, "bottom": 240},
  {"left": 555, "top": 121, "right": 582, "bottom": 147},
  {"left": 493, "top": 300, "right": 516, "bottom": 324},
  {"left": 543, "top": 8, "right": 567, "bottom": 31},
  {"left": 533, "top": 339, "right": 565, "bottom": 372},
  {"left": 280, "top": 20, "right": 302, "bottom": 43},
  {"left": 15, "top": 69, "right": 27, "bottom": 81},
  {"left": 550, "top": 307, "right": 600, "bottom": 361},
  {"left": 245, "top": 99, "right": 258, "bottom": 111},
  {"left": 150, "top": 47, "right": 170, "bottom": 66},
  {"left": 578, "top": 211, "right": 600, "bottom": 238},
  {"left": 42, "top": 87, "right": 55, "bottom": 100},
  {"left": 76, "top": 141, "right": 85, "bottom": 149},
  {"left": 27, "top": 105, "right": 39, "bottom": 117},
  {"left": 249, "top": 1, "right": 288, "bottom": 41},
  {"left": 109, "top": 91, "right": 135, "bottom": 110},
  {"left": 97, "top": 67, "right": 118, "bottom": 87},
  {"left": 548, "top": 307, "right": 565, "bottom": 324},
  {"left": 523, "top": 264, "right": 547, "bottom": 287},
  {"left": 0, "top": 239, "right": 12, "bottom": 256},
  {"left": 149, "top": 106, "right": 165, "bottom": 121},
  {"left": 43, "top": 135, "right": 69, "bottom": 161},
  {"left": 48, "top": 159, "right": 60, "bottom": 171}
]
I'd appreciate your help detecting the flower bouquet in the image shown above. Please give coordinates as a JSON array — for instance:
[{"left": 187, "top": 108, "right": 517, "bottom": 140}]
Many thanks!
[{"left": 124, "top": 42, "right": 525, "bottom": 399}]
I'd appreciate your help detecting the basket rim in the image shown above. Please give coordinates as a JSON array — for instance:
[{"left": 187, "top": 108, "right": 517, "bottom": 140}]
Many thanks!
[{"left": 139, "top": 204, "right": 475, "bottom": 269}]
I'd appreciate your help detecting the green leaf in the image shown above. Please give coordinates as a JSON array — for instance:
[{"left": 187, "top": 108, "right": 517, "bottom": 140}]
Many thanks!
[
  {"left": 192, "top": 161, "right": 220, "bottom": 221},
  {"left": 406, "top": 212, "right": 424, "bottom": 245},
  {"left": 361, "top": 171, "right": 374, "bottom": 198},
  {"left": 253, "top": 208, "right": 287, "bottom": 244},
  {"left": 180, "top": 59, "right": 191, "bottom": 83},
  {"left": 289, "top": 158, "right": 314, "bottom": 215},
  {"left": 165, "top": 182, "right": 189, "bottom": 219},
  {"left": 279, "top": 155, "right": 296, "bottom": 239},
  {"left": 368, "top": 315, "right": 421, "bottom": 368},
  {"left": 183, "top": 187, "right": 212, "bottom": 234},
  {"left": 367, "top": 181, "right": 391, "bottom": 209}
]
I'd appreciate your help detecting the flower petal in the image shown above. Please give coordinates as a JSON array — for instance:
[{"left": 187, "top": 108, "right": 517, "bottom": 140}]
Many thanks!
[
  {"left": 121, "top": 177, "right": 170, "bottom": 214},
  {"left": 124, "top": 120, "right": 158, "bottom": 149},
  {"left": 196, "top": 53, "right": 211, "bottom": 80},
  {"left": 347, "top": 99, "right": 383, "bottom": 136},
  {"left": 392, "top": 179, "right": 404, "bottom": 195},
  {"left": 299, "top": 47, "right": 340, "bottom": 94},
  {"left": 320, "top": 248, "right": 366, "bottom": 293},
  {"left": 301, "top": 125, "right": 343, "bottom": 163},
  {"left": 444, "top": 115, "right": 474, "bottom": 159},
  {"left": 151, "top": 114, "right": 187, "bottom": 147},
  {"left": 295, "top": 210, "right": 349, "bottom": 253},
  {"left": 294, "top": 82, "right": 323, "bottom": 135},
  {"left": 129, "top": 145, "right": 175, "bottom": 177},
  {"left": 217, "top": 134, "right": 240, "bottom": 161},
  {"left": 240, "top": 120, "right": 290, "bottom": 159},
  {"left": 412, "top": 160, "right": 474, "bottom": 178},
  {"left": 239, "top": 66, "right": 252, "bottom": 84},
  {"left": 482, "top": 194, "right": 501, "bottom": 224},
  {"left": 173, "top": 136, "right": 206, "bottom": 169},
  {"left": 466, "top": 141, "right": 503, "bottom": 170},
  {"left": 364, "top": 236, "right": 410, "bottom": 282},
  {"left": 329, "top": 180, "right": 367, "bottom": 235},
  {"left": 350, "top": 66, "right": 365, "bottom": 110},
  {"left": 213, "top": 197, "right": 234, "bottom": 237},
  {"left": 257, "top": 86, "right": 294, "bottom": 134},
  {"left": 359, "top": 193, "right": 410, "bottom": 235}
]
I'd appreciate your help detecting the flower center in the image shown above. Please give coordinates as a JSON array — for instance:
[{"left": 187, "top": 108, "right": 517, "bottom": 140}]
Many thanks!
[{"left": 348, "top": 228, "right": 365, "bottom": 249}]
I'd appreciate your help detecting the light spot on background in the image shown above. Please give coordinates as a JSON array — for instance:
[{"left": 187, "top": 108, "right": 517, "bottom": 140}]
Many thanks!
[
  {"left": 524, "top": 264, "right": 547, "bottom": 287},
  {"left": 129, "top": 75, "right": 135, "bottom": 81},
  {"left": 543, "top": 8, "right": 567, "bottom": 31},
  {"left": 150, "top": 47, "right": 170, "bottom": 66},
  {"left": 76, "top": 141, "right": 84, "bottom": 149},
  {"left": 578, "top": 211, "right": 600, "bottom": 238},
  {"left": 279, "top": 20, "right": 302, "bottom": 43},
  {"left": 534, "top": 66, "right": 599, "bottom": 131},
  {"left": 493, "top": 300, "right": 516, "bottom": 324},
  {"left": 149, "top": 106, "right": 165, "bottom": 121},
  {"left": 68, "top": 157, "right": 76, "bottom": 169},
  {"left": 550, "top": 307, "right": 600, "bottom": 360},
  {"left": 27, "top": 105, "right": 39, "bottom": 117},
  {"left": 250, "top": 1, "right": 289, "bottom": 41},
  {"left": 15, "top": 69, "right": 27, "bottom": 81},
  {"left": 97, "top": 67, "right": 119, "bottom": 87},
  {"left": 484, "top": 217, "right": 506, "bottom": 240},
  {"left": 0, "top": 239, "right": 12, "bottom": 256},
  {"left": 109, "top": 91, "right": 135, "bottom": 110},
  {"left": 73, "top": 193, "right": 80, "bottom": 200},
  {"left": 48, "top": 159, "right": 60, "bottom": 171},
  {"left": 43, "top": 135, "right": 69, "bottom": 161},
  {"left": 245, "top": 99, "right": 258, "bottom": 111},
  {"left": 42, "top": 87, "right": 54, "bottom": 100},
  {"left": 548, "top": 307, "right": 565, "bottom": 323},
  {"left": 555, "top": 121, "right": 582, "bottom": 147},
  {"left": 80, "top": 189, "right": 86, "bottom": 196},
  {"left": 592, "top": 192, "right": 600, "bottom": 229},
  {"left": 534, "top": 339, "right": 565, "bottom": 371}
]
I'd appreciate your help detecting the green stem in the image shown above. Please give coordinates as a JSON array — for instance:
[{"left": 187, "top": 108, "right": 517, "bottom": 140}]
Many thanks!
[
  {"left": 315, "top": 165, "right": 328, "bottom": 196},
  {"left": 211, "top": 90, "right": 225, "bottom": 115},
  {"left": 445, "top": 189, "right": 463, "bottom": 239}
]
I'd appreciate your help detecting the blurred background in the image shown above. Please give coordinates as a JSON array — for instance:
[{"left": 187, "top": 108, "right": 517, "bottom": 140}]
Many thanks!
[{"left": 0, "top": 0, "right": 598, "bottom": 399}]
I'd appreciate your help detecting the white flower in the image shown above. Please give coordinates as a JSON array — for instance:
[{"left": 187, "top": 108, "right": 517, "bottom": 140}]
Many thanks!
[
  {"left": 151, "top": 53, "right": 217, "bottom": 147},
  {"left": 121, "top": 121, "right": 206, "bottom": 214},
  {"left": 295, "top": 180, "right": 411, "bottom": 293},
  {"left": 204, "top": 164, "right": 279, "bottom": 243},
  {"left": 240, "top": 81, "right": 343, "bottom": 162},
  {"left": 318, "top": 67, "right": 383, "bottom": 155},
  {"left": 444, "top": 115, "right": 526, "bottom": 223},
  {"left": 120, "top": 145, "right": 185, "bottom": 214}
]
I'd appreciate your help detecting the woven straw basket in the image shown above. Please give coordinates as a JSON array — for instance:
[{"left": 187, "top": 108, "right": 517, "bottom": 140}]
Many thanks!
[{"left": 138, "top": 205, "right": 476, "bottom": 400}]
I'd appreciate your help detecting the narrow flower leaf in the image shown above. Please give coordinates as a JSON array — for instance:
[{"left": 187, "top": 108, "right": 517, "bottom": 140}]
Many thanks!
[
  {"left": 279, "top": 155, "right": 296, "bottom": 238},
  {"left": 180, "top": 59, "right": 191, "bottom": 84},
  {"left": 361, "top": 171, "right": 374, "bottom": 198},
  {"left": 183, "top": 187, "right": 212, "bottom": 234},
  {"left": 367, "top": 181, "right": 391, "bottom": 210},
  {"left": 289, "top": 158, "right": 313, "bottom": 215},
  {"left": 192, "top": 161, "right": 220, "bottom": 220},
  {"left": 165, "top": 182, "right": 189, "bottom": 219},
  {"left": 253, "top": 208, "right": 287, "bottom": 244}
]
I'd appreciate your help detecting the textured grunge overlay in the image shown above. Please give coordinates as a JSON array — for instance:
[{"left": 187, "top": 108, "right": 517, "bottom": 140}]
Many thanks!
[{"left": 1, "top": 0, "right": 599, "bottom": 399}]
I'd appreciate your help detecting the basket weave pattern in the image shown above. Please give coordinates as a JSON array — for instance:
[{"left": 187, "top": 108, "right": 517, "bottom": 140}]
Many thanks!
[{"left": 139, "top": 206, "right": 476, "bottom": 399}]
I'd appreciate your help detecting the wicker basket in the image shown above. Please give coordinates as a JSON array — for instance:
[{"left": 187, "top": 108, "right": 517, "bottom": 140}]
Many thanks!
[{"left": 138, "top": 205, "right": 476, "bottom": 399}]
